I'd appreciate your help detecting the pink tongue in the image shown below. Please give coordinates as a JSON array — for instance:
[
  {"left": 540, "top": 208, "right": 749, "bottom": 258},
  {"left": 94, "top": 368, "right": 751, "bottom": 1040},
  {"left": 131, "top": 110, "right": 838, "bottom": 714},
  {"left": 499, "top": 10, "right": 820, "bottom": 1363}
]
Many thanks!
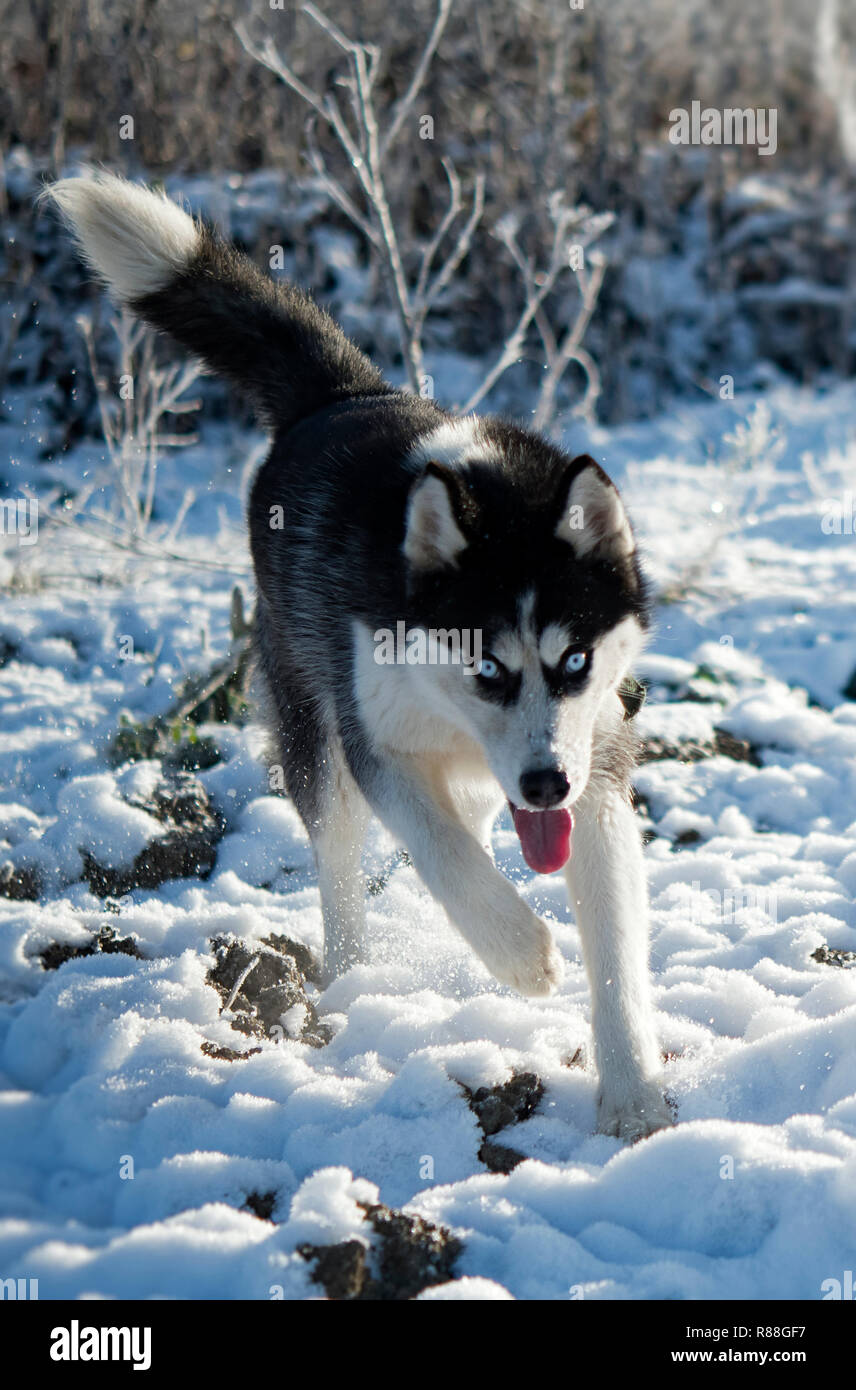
[{"left": 511, "top": 806, "right": 573, "bottom": 874}]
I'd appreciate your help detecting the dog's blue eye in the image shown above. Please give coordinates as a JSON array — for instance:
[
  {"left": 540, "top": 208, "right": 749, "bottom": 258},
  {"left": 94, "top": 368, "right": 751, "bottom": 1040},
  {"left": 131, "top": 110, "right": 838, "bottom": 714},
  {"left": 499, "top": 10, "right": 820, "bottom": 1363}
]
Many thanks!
[
  {"left": 563, "top": 649, "right": 588, "bottom": 675},
  {"left": 475, "top": 653, "right": 508, "bottom": 681}
]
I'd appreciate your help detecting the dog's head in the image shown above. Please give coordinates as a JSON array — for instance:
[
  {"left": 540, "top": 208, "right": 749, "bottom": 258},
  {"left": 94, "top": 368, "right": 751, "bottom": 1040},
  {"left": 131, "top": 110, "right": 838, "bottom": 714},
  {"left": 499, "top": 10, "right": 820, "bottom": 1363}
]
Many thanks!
[{"left": 400, "top": 419, "right": 649, "bottom": 867}]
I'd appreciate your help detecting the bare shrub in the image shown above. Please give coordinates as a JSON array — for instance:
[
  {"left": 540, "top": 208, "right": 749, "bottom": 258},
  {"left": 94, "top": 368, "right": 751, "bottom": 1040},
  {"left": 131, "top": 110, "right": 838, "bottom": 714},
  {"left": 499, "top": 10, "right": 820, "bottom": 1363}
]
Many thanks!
[{"left": 236, "top": 1, "right": 611, "bottom": 426}]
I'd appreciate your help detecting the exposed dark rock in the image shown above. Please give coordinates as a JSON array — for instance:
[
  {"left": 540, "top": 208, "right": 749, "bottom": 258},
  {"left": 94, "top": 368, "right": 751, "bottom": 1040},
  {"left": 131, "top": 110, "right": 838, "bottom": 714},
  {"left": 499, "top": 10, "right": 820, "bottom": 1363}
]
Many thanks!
[
  {"left": 464, "top": 1071, "right": 544, "bottom": 1136},
  {"left": 362, "top": 1203, "right": 461, "bottom": 1300},
  {"left": 681, "top": 687, "right": 725, "bottom": 705},
  {"left": 200, "top": 1040, "right": 262, "bottom": 1062},
  {"left": 39, "top": 924, "right": 143, "bottom": 971},
  {"left": 639, "top": 735, "right": 693, "bottom": 763},
  {"left": 299, "top": 1201, "right": 462, "bottom": 1301},
  {"left": 111, "top": 719, "right": 223, "bottom": 772},
  {"left": 243, "top": 1190, "right": 278, "bottom": 1222},
  {"left": 166, "top": 735, "right": 222, "bottom": 772},
  {"left": 261, "top": 932, "right": 321, "bottom": 986},
  {"left": 109, "top": 718, "right": 163, "bottom": 767},
  {"left": 82, "top": 771, "right": 224, "bottom": 897},
  {"left": 812, "top": 944, "right": 856, "bottom": 969},
  {"left": 459, "top": 1070, "right": 544, "bottom": 1174},
  {"left": 299, "top": 1240, "right": 368, "bottom": 1301},
  {"left": 0, "top": 638, "right": 19, "bottom": 668},
  {"left": 672, "top": 828, "right": 703, "bottom": 848},
  {"left": 713, "top": 729, "right": 761, "bottom": 763},
  {"left": 0, "top": 862, "right": 40, "bottom": 900},
  {"left": 478, "top": 1138, "right": 525, "bottom": 1174},
  {"left": 207, "top": 934, "right": 331, "bottom": 1047},
  {"left": 639, "top": 727, "right": 761, "bottom": 767}
]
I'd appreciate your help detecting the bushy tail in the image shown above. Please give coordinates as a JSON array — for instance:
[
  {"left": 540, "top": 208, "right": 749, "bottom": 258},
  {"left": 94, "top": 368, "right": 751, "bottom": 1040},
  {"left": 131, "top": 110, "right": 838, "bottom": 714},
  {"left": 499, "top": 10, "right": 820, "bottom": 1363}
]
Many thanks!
[{"left": 45, "top": 171, "right": 389, "bottom": 431}]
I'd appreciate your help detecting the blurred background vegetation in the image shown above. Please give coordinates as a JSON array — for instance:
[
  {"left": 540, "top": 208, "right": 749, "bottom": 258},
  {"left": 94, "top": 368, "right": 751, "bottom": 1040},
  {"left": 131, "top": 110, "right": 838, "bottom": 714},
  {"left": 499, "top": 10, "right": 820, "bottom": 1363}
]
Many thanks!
[{"left": 2, "top": 0, "right": 856, "bottom": 428}]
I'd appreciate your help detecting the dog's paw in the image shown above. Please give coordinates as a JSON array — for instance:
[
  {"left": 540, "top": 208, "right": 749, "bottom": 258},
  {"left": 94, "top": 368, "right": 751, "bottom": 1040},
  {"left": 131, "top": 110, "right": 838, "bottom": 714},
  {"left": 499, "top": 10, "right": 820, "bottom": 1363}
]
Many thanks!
[
  {"left": 597, "top": 1086, "right": 675, "bottom": 1143},
  {"left": 493, "top": 916, "right": 564, "bottom": 997}
]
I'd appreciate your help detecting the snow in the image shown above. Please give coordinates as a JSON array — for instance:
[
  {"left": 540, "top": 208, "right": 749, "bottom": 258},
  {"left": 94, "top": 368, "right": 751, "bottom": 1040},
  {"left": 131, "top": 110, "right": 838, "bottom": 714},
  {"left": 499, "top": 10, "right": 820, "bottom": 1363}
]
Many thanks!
[{"left": 2, "top": 291, "right": 856, "bottom": 1299}]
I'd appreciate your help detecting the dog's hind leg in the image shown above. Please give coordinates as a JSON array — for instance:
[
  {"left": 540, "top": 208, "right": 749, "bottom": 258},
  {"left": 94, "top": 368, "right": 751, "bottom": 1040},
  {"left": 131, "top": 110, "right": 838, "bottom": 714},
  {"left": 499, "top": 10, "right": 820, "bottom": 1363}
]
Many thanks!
[
  {"left": 258, "top": 619, "right": 370, "bottom": 982},
  {"left": 312, "top": 753, "right": 371, "bottom": 981},
  {"left": 564, "top": 784, "right": 672, "bottom": 1142},
  {"left": 278, "top": 736, "right": 370, "bottom": 981}
]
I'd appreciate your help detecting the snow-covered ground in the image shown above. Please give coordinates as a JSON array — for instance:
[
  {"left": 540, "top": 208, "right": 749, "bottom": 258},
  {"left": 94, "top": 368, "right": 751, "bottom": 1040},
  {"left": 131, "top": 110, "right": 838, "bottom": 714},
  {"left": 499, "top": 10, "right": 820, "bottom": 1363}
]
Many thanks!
[{"left": 1, "top": 374, "right": 856, "bottom": 1300}]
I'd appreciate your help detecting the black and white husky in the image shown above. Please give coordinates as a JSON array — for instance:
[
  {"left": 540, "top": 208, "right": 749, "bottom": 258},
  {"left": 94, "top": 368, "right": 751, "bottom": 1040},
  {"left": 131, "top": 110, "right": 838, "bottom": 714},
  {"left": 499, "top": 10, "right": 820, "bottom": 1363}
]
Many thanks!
[{"left": 48, "top": 172, "right": 673, "bottom": 1140}]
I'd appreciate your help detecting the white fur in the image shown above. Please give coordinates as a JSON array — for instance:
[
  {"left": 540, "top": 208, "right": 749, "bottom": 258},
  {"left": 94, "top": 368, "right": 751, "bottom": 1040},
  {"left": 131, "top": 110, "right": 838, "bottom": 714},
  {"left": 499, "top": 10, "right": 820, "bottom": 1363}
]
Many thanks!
[
  {"left": 313, "top": 747, "right": 371, "bottom": 981},
  {"left": 557, "top": 465, "right": 634, "bottom": 559},
  {"left": 492, "top": 591, "right": 535, "bottom": 672},
  {"left": 539, "top": 622, "right": 573, "bottom": 667},
  {"left": 565, "top": 786, "right": 673, "bottom": 1140},
  {"left": 491, "top": 628, "right": 526, "bottom": 672},
  {"left": 352, "top": 607, "right": 644, "bottom": 814},
  {"left": 348, "top": 619, "right": 557, "bottom": 990},
  {"left": 407, "top": 416, "right": 500, "bottom": 471},
  {"left": 47, "top": 172, "right": 199, "bottom": 301},
  {"left": 367, "top": 744, "right": 561, "bottom": 995},
  {"left": 482, "top": 613, "right": 645, "bottom": 810},
  {"left": 403, "top": 470, "right": 468, "bottom": 571},
  {"left": 351, "top": 619, "right": 473, "bottom": 755},
  {"left": 336, "top": 612, "right": 670, "bottom": 1136}
]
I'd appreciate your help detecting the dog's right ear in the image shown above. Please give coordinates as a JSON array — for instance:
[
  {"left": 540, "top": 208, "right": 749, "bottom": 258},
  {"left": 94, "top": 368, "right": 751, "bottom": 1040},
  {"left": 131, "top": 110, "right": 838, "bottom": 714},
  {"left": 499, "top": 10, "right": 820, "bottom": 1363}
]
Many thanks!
[{"left": 403, "top": 463, "right": 475, "bottom": 572}]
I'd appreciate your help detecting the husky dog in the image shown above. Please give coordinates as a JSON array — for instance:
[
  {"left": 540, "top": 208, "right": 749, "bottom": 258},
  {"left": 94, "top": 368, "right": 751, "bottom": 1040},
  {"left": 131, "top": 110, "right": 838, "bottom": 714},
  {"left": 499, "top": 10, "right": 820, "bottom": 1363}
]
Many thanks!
[{"left": 47, "top": 172, "right": 673, "bottom": 1140}]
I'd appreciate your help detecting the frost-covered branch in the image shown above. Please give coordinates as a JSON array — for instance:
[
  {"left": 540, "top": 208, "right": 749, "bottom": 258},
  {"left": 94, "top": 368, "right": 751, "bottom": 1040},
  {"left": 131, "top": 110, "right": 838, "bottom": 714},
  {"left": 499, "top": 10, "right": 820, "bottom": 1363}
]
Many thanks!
[
  {"left": 77, "top": 311, "right": 200, "bottom": 544},
  {"left": 463, "top": 198, "right": 612, "bottom": 427},
  {"left": 237, "top": 2, "right": 610, "bottom": 425},
  {"left": 236, "top": 0, "right": 482, "bottom": 396}
]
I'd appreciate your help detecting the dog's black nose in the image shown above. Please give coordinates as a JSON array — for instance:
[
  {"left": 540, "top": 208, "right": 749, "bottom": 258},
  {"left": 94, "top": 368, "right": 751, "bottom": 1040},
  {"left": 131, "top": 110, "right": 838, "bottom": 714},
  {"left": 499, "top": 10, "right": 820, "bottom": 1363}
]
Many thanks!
[{"left": 519, "top": 768, "right": 570, "bottom": 808}]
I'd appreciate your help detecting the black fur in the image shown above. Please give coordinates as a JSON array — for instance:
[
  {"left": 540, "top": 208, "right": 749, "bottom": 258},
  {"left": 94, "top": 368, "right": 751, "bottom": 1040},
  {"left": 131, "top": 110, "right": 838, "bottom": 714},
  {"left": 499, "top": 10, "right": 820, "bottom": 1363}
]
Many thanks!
[{"left": 132, "top": 227, "right": 389, "bottom": 432}]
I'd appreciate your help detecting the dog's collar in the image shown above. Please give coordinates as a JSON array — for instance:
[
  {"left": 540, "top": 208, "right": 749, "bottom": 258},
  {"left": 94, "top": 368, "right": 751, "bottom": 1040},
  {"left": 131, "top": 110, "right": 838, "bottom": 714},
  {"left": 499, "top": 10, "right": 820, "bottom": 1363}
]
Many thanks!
[{"left": 618, "top": 675, "right": 646, "bottom": 721}]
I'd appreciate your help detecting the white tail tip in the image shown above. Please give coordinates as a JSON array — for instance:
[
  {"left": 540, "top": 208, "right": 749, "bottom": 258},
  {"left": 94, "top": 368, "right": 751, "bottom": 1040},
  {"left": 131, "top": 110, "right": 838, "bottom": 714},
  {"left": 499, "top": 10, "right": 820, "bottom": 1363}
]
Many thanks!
[{"left": 45, "top": 170, "right": 199, "bottom": 301}]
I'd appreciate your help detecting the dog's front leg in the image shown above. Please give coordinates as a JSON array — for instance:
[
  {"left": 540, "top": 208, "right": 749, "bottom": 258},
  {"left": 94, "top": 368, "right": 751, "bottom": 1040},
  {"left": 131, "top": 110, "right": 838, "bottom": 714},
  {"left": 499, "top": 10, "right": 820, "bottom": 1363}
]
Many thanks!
[
  {"left": 565, "top": 787, "right": 672, "bottom": 1141},
  {"left": 362, "top": 752, "right": 563, "bottom": 996}
]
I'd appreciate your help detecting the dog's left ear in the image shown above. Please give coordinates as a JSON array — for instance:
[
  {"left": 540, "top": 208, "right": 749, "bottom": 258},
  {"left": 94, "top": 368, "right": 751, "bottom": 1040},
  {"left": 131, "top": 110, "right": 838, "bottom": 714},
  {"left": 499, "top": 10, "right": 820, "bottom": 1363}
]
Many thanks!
[
  {"left": 403, "top": 462, "right": 477, "bottom": 572},
  {"left": 553, "top": 455, "right": 635, "bottom": 562}
]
